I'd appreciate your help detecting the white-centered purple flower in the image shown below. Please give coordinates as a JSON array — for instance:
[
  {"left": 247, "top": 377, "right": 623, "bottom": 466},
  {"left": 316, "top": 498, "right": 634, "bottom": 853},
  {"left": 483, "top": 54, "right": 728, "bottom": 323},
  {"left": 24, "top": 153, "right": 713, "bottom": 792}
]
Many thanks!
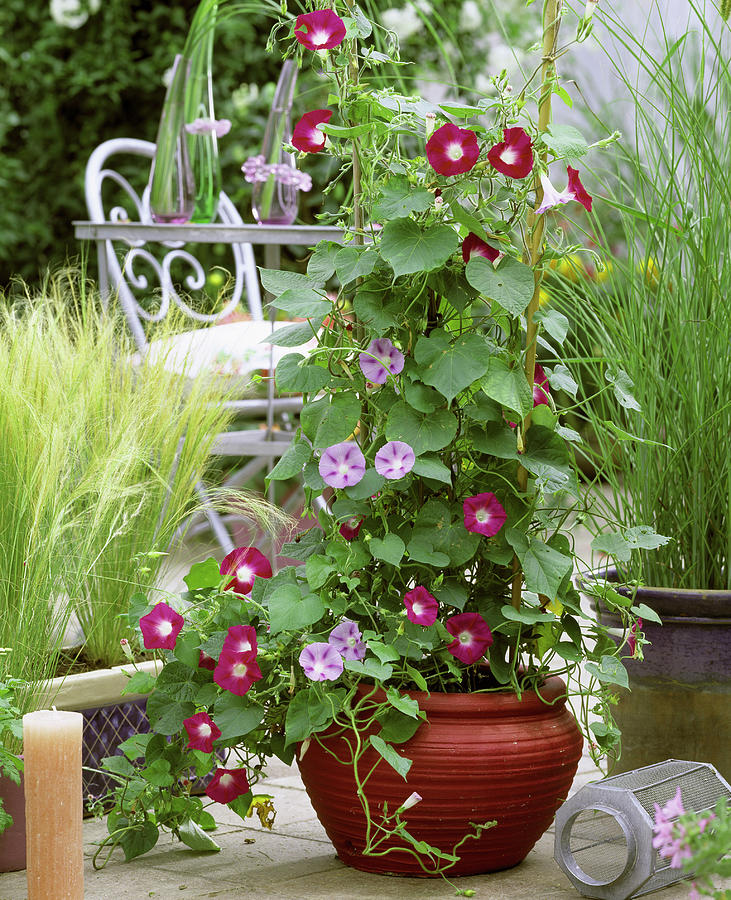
[
  {"left": 299, "top": 642, "right": 344, "bottom": 681},
  {"left": 328, "top": 619, "right": 366, "bottom": 661},
  {"left": 185, "top": 117, "right": 232, "bottom": 138},
  {"left": 358, "top": 338, "right": 405, "bottom": 385},
  {"left": 318, "top": 441, "right": 366, "bottom": 489},
  {"left": 374, "top": 441, "right": 415, "bottom": 480}
]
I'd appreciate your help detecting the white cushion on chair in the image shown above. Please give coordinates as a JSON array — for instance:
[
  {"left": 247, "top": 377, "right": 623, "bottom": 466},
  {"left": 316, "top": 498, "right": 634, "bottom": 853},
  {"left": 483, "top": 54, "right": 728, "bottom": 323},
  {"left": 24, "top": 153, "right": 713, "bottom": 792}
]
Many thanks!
[{"left": 136, "top": 320, "right": 316, "bottom": 394}]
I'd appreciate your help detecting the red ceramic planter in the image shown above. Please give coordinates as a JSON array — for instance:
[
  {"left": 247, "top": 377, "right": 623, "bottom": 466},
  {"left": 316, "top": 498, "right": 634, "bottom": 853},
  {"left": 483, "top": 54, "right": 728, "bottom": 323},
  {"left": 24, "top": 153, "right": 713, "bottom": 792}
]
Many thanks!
[{"left": 297, "top": 676, "right": 582, "bottom": 876}]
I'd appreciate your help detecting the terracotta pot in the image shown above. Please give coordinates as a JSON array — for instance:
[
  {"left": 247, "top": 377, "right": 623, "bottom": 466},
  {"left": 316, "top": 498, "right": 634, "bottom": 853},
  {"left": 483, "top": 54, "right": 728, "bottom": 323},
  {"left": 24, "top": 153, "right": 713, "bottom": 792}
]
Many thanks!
[
  {"left": 585, "top": 571, "right": 731, "bottom": 778},
  {"left": 0, "top": 771, "right": 26, "bottom": 872},
  {"left": 297, "top": 675, "right": 582, "bottom": 876}
]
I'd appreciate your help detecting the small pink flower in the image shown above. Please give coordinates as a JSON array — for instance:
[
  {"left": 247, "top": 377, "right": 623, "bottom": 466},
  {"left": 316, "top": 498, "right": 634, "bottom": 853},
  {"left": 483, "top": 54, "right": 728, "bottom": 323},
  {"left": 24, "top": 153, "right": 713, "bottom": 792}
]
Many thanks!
[
  {"left": 299, "top": 642, "right": 344, "bottom": 681},
  {"left": 223, "top": 625, "right": 258, "bottom": 656},
  {"left": 536, "top": 166, "right": 593, "bottom": 215},
  {"left": 533, "top": 363, "right": 550, "bottom": 406},
  {"left": 404, "top": 586, "right": 439, "bottom": 626},
  {"left": 292, "top": 109, "right": 332, "bottom": 153},
  {"left": 445, "top": 612, "right": 493, "bottom": 664},
  {"left": 359, "top": 338, "right": 405, "bottom": 385},
  {"left": 339, "top": 516, "right": 365, "bottom": 541},
  {"left": 487, "top": 127, "right": 533, "bottom": 179},
  {"left": 462, "top": 233, "right": 499, "bottom": 263},
  {"left": 183, "top": 712, "right": 221, "bottom": 753},
  {"left": 318, "top": 441, "right": 366, "bottom": 489},
  {"left": 214, "top": 649, "right": 263, "bottom": 696},
  {"left": 463, "top": 492, "right": 507, "bottom": 537},
  {"left": 398, "top": 791, "right": 423, "bottom": 811},
  {"left": 374, "top": 441, "right": 415, "bottom": 480},
  {"left": 198, "top": 650, "right": 217, "bottom": 671},
  {"left": 205, "top": 767, "right": 250, "bottom": 804},
  {"left": 139, "top": 602, "right": 184, "bottom": 651},
  {"left": 184, "top": 117, "right": 231, "bottom": 138},
  {"left": 328, "top": 620, "right": 366, "bottom": 661},
  {"left": 426, "top": 123, "right": 480, "bottom": 177},
  {"left": 627, "top": 617, "right": 643, "bottom": 657},
  {"left": 220, "top": 546, "right": 272, "bottom": 596},
  {"left": 294, "top": 9, "right": 346, "bottom": 50},
  {"left": 567, "top": 166, "right": 593, "bottom": 212}
]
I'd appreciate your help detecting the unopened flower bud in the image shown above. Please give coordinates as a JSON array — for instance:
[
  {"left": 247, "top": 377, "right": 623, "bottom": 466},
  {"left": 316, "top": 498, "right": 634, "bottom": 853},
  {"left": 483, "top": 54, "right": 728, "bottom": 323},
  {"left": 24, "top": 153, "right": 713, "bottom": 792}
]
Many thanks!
[
  {"left": 585, "top": 0, "right": 599, "bottom": 17},
  {"left": 434, "top": 196, "right": 444, "bottom": 211},
  {"left": 119, "top": 638, "right": 134, "bottom": 661},
  {"left": 397, "top": 791, "right": 423, "bottom": 812},
  {"left": 425, "top": 111, "right": 437, "bottom": 140}
]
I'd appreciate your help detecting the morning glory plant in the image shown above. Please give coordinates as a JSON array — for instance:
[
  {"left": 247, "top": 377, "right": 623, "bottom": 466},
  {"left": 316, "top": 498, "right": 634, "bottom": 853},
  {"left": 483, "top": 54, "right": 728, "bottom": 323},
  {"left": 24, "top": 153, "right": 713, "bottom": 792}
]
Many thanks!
[{"left": 98, "top": 0, "right": 664, "bottom": 874}]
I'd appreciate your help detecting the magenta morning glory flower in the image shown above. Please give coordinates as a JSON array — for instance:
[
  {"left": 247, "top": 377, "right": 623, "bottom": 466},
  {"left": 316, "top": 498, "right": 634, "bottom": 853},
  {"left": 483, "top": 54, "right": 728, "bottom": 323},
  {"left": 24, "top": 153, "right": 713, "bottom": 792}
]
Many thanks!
[
  {"left": 184, "top": 117, "right": 231, "bottom": 138},
  {"left": 214, "top": 649, "right": 263, "bottom": 696},
  {"left": 533, "top": 363, "right": 550, "bottom": 406},
  {"left": 358, "top": 338, "right": 405, "bottom": 385},
  {"left": 318, "top": 441, "right": 366, "bottom": 489},
  {"left": 339, "top": 515, "right": 365, "bottom": 541},
  {"left": 627, "top": 617, "right": 643, "bottom": 658},
  {"left": 487, "top": 127, "right": 534, "bottom": 179},
  {"left": 294, "top": 9, "right": 346, "bottom": 50},
  {"left": 223, "top": 625, "right": 258, "bottom": 656},
  {"left": 403, "top": 586, "right": 439, "bottom": 626},
  {"left": 292, "top": 109, "right": 332, "bottom": 154},
  {"left": 462, "top": 233, "right": 499, "bottom": 264},
  {"left": 445, "top": 612, "right": 493, "bottom": 664},
  {"left": 299, "top": 642, "right": 344, "bottom": 681},
  {"left": 328, "top": 620, "right": 366, "bottom": 661},
  {"left": 139, "top": 602, "right": 184, "bottom": 651},
  {"left": 375, "top": 441, "right": 415, "bottom": 480},
  {"left": 536, "top": 166, "right": 593, "bottom": 215},
  {"left": 183, "top": 711, "right": 222, "bottom": 754},
  {"left": 463, "top": 492, "right": 507, "bottom": 537},
  {"left": 220, "top": 546, "right": 272, "bottom": 595},
  {"left": 205, "top": 767, "right": 250, "bottom": 804},
  {"left": 198, "top": 649, "right": 217, "bottom": 671},
  {"left": 426, "top": 123, "right": 480, "bottom": 177}
]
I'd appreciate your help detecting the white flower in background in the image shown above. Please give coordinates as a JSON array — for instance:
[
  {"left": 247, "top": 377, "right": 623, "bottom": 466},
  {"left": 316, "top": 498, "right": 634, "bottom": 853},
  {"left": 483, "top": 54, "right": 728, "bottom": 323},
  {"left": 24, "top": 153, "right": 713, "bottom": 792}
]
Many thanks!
[
  {"left": 49, "top": 0, "right": 99, "bottom": 29},
  {"left": 459, "top": 0, "right": 482, "bottom": 31},
  {"left": 381, "top": 6, "right": 422, "bottom": 42}
]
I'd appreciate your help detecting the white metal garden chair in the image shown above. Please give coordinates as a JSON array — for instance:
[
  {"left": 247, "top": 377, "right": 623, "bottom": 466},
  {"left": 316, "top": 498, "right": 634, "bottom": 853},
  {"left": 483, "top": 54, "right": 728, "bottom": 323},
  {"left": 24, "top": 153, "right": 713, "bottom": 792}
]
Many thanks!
[{"left": 83, "top": 137, "right": 309, "bottom": 554}]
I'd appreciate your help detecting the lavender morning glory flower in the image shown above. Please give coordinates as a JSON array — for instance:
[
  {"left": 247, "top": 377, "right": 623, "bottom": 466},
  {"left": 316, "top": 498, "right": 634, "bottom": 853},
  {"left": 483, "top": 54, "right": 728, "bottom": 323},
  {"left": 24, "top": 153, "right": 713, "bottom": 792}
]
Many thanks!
[
  {"left": 328, "top": 619, "right": 366, "bottom": 661},
  {"left": 374, "top": 441, "right": 415, "bottom": 480},
  {"left": 358, "top": 338, "right": 405, "bottom": 385},
  {"left": 299, "top": 642, "right": 344, "bottom": 681},
  {"left": 318, "top": 441, "right": 366, "bottom": 489}
]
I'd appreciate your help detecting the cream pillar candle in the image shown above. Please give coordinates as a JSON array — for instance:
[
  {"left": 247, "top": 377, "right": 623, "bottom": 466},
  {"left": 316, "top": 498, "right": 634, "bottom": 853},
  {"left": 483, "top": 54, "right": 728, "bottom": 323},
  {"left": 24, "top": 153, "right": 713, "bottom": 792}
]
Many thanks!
[{"left": 23, "top": 709, "right": 84, "bottom": 900}]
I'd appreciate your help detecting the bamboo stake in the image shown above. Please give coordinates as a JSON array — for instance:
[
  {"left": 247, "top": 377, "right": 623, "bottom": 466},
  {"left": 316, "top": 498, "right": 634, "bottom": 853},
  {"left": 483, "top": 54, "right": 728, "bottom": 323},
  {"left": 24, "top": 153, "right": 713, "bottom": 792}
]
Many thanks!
[{"left": 510, "top": 0, "right": 563, "bottom": 610}]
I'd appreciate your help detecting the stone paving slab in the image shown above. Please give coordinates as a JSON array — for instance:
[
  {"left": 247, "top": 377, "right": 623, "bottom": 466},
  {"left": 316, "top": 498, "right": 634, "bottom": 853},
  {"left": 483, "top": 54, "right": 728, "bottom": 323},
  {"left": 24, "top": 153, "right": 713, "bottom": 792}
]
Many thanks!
[{"left": 2, "top": 756, "right": 728, "bottom": 900}]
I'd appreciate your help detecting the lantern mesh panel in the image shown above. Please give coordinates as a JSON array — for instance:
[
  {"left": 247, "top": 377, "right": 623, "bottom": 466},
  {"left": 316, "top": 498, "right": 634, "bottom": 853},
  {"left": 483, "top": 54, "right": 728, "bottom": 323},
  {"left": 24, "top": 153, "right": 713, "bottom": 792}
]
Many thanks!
[{"left": 568, "top": 808, "right": 629, "bottom": 883}]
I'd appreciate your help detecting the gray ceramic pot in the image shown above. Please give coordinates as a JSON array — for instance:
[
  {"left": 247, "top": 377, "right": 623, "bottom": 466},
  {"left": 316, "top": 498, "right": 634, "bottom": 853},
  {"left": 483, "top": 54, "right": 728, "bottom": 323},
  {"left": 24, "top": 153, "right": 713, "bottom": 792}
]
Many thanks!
[{"left": 586, "top": 571, "right": 731, "bottom": 778}]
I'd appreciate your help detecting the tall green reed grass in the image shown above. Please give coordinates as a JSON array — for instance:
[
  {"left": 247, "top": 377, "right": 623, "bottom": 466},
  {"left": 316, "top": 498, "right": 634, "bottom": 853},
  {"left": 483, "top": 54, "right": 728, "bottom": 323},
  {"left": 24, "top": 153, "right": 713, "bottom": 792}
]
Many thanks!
[
  {"left": 0, "top": 268, "right": 237, "bottom": 694},
  {"left": 557, "top": 0, "right": 730, "bottom": 590}
]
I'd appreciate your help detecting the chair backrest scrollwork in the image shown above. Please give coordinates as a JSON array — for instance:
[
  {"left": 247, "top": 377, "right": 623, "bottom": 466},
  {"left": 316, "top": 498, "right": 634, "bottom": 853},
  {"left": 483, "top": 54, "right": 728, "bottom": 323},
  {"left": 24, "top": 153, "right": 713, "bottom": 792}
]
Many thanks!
[{"left": 84, "top": 137, "right": 263, "bottom": 353}]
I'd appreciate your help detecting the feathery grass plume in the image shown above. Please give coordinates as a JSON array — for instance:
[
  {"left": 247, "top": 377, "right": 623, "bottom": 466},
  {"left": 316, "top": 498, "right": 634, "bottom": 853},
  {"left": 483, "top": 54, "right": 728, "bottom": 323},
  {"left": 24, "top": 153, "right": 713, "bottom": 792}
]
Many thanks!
[
  {"left": 0, "top": 267, "right": 243, "bottom": 684},
  {"left": 722, "top": 0, "right": 731, "bottom": 22}
]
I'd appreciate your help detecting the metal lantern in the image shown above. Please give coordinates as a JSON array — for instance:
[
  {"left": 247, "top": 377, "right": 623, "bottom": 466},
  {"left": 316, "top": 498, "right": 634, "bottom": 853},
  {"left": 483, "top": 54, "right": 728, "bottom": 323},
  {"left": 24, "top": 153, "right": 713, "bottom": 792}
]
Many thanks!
[{"left": 554, "top": 759, "right": 731, "bottom": 899}]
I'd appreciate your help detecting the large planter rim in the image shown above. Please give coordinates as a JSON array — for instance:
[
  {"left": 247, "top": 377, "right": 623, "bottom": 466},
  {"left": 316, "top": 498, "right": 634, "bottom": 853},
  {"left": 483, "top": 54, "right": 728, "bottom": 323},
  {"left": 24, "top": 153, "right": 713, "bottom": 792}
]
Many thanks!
[
  {"left": 34, "top": 658, "right": 162, "bottom": 711},
  {"left": 578, "top": 567, "right": 731, "bottom": 622},
  {"left": 354, "top": 674, "right": 570, "bottom": 718}
]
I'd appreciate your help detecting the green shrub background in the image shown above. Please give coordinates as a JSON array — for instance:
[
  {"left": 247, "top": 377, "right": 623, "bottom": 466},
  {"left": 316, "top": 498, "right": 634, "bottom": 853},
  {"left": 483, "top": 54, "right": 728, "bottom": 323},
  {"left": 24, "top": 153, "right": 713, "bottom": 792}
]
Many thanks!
[{"left": 0, "top": 0, "right": 529, "bottom": 287}]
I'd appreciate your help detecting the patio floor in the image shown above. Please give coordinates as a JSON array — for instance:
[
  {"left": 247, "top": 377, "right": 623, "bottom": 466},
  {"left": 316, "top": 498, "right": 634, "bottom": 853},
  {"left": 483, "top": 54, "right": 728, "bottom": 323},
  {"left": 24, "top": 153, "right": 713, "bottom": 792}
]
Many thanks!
[{"left": 1, "top": 750, "right": 724, "bottom": 900}]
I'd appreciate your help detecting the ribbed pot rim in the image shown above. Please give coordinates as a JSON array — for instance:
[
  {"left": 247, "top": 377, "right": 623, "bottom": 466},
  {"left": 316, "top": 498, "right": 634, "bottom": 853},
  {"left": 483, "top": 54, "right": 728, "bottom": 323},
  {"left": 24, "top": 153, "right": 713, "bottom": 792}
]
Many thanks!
[
  {"left": 578, "top": 567, "right": 731, "bottom": 619},
  {"left": 355, "top": 674, "right": 569, "bottom": 718}
]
